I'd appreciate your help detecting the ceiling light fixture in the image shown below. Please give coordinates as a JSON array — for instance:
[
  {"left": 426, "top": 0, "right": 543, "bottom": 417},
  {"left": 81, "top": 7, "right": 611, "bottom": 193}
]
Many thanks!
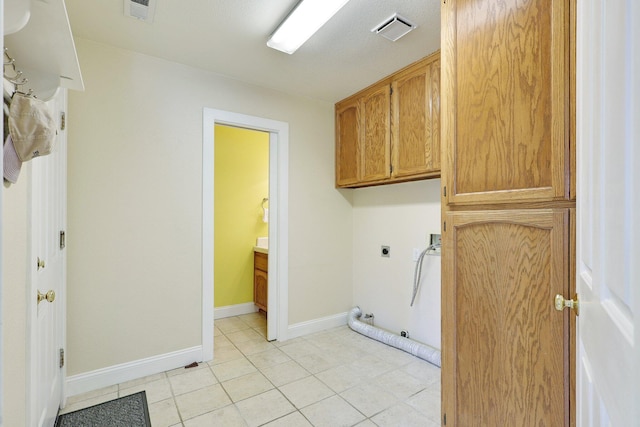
[{"left": 267, "top": 0, "right": 351, "bottom": 54}]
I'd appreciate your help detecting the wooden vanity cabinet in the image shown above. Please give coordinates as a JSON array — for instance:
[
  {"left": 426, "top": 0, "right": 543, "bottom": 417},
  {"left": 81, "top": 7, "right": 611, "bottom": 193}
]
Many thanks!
[
  {"left": 253, "top": 251, "right": 268, "bottom": 312},
  {"left": 335, "top": 51, "right": 441, "bottom": 188}
]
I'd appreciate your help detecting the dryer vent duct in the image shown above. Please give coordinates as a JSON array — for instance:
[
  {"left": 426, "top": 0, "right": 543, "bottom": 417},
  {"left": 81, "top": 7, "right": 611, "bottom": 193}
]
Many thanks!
[
  {"left": 124, "top": 0, "right": 157, "bottom": 23},
  {"left": 372, "top": 13, "right": 417, "bottom": 42}
]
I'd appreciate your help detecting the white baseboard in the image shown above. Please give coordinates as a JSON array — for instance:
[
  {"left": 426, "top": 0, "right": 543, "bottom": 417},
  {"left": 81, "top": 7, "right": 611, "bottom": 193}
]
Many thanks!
[
  {"left": 286, "top": 311, "right": 348, "bottom": 341},
  {"left": 65, "top": 346, "right": 202, "bottom": 398},
  {"left": 214, "top": 302, "right": 258, "bottom": 320},
  {"left": 65, "top": 311, "right": 347, "bottom": 398}
]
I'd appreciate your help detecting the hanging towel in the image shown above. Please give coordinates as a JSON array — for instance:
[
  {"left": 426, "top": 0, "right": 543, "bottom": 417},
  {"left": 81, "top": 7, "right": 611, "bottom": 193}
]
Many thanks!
[{"left": 3, "top": 134, "right": 22, "bottom": 184}]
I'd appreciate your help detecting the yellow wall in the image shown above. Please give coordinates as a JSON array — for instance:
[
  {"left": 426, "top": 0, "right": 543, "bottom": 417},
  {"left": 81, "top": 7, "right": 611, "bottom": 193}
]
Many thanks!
[{"left": 214, "top": 125, "right": 269, "bottom": 307}]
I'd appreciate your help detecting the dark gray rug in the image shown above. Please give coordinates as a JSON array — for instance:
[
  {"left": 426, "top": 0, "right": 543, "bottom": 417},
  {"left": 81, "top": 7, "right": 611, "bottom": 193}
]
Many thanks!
[{"left": 55, "top": 391, "right": 151, "bottom": 427}]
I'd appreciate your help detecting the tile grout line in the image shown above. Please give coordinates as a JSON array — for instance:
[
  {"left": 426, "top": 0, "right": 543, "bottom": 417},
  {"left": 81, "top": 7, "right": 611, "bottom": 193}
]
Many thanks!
[{"left": 74, "top": 312, "right": 440, "bottom": 426}]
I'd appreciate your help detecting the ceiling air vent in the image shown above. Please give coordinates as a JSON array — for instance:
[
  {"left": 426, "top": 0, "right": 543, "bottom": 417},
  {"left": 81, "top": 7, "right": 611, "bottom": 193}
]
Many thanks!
[
  {"left": 124, "top": 0, "right": 157, "bottom": 23},
  {"left": 372, "top": 13, "right": 417, "bottom": 42}
]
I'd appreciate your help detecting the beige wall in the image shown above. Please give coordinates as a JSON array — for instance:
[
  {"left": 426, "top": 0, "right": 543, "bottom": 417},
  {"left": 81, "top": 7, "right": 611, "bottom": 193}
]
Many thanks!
[
  {"left": 352, "top": 179, "right": 442, "bottom": 350},
  {"left": 2, "top": 169, "right": 30, "bottom": 426},
  {"left": 66, "top": 39, "right": 353, "bottom": 376}
]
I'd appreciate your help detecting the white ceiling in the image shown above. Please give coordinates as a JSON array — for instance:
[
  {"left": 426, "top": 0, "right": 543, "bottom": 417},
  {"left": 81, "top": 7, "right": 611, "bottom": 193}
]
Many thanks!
[{"left": 65, "top": 0, "right": 441, "bottom": 103}]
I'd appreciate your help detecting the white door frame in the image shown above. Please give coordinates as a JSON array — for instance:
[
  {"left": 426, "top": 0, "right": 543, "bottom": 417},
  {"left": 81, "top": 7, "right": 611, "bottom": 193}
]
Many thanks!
[{"left": 202, "top": 108, "right": 289, "bottom": 359}]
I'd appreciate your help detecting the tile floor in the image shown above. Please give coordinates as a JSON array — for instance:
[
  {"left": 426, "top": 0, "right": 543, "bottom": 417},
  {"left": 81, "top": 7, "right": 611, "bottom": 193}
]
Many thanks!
[{"left": 61, "top": 312, "right": 441, "bottom": 426}]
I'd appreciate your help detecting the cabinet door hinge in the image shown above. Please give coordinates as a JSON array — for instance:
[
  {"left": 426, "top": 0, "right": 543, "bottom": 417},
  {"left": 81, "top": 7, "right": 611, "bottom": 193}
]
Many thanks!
[
  {"left": 444, "top": 221, "right": 447, "bottom": 232},
  {"left": 60, "top": 112, "right": 66, "bottom": 131},
  {"left": 60, "top": 230, "right": 66, "bottom": 250},
  {"left": 443, "top": 186, "right": 447, "bottom": 197},
  {"left": 59, "top": 348, "right": 65, "bottom": 368},
  {"left": 390, "top": 86, "right": 393, "bottom": 96},
  {"left": 443, "top": 413, "right": 446, "bottom": 425}
]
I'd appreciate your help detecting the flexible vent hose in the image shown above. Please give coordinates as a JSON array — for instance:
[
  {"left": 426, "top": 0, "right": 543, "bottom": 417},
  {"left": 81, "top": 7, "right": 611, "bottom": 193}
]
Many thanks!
[{"left": 347, "top": 306, "right": 441, "bottom": 368}]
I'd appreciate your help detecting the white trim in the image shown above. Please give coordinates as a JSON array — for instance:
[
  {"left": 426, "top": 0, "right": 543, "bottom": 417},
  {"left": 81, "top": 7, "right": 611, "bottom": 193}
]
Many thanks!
[
  {"left": 59, "top": 90, "right": 69, "bottom": 409},
  {"left": 202, "top": 112, "right": 214, "bottom": 361},
  {"left": 286, "top": 312, "right": 349, "bottom": 341},
  {"left": 202, "top": 108, "right": 289, "bottom": 347},
  {"left": 214, "top": 303, "right": 258, "bottom": 320},
  {"left": 0, "top": 9, "right": 4, "bottom": 425},
  {"left": 65, "top": 346, "right": 203, "bottom": 398},
  {"left": 268, "top": 129, "right": 289, "bottom": 342}
]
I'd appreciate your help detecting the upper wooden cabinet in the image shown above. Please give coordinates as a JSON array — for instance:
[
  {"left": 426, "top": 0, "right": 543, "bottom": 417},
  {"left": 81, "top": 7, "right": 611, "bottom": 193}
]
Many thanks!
[
  {"left": 335, "top": 99, "right": 360, "bottom": 187},
  {"left": 361, "top": 84, "right": 391, "bottom": 183},
  {"left": 392, "top": 55, "right": 441, "bottom": 178},
  {"left": 441, "top": 0, "right": 572, "bottom": 205},
  {"left": 335, "top": 51, "right": 441, "bottom": 188}
]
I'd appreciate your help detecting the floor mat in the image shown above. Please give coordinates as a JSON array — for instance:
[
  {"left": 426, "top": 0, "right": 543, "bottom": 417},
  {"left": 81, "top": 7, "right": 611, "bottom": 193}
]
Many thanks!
[{"left": 55, "top": 391, "right": 151, "bottom": 427}]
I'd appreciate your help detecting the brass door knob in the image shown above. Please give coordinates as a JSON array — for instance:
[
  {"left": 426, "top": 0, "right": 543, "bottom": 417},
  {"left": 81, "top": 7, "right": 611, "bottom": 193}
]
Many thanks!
[
  {"left": 555, "top": 294, "right": 579, "bottom": 316},
  {"left": 37, "top": 290, "right": 56, "bottom": 305}
]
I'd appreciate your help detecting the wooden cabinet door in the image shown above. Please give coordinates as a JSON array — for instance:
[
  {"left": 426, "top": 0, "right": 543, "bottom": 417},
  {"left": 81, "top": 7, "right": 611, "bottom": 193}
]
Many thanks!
[
  {"left": 254, "top": 269, "right": 268, "bottom": 312},
  {"left": 442, "top": 209, "right": 570, "bottom": 426},
  {"left": 335, "top": 99, "right": 360, "bottom": 187},
  {"left": 442, "top": 0, "right": 570, "bottom": 205},
  {"left": 430, "top": 57, "right": 441, "bottom": 172},
  {"left": 254, "top": 252, "right": 268, "bottom": 312},
  {"left": 360, "top": 84, "right": 390, "bottom": 183},
  {"left": 392, "top": 60, "right": 430, "bottom": 178},
  {"left": 392, "top": 54, "right": 441, "bottom": 178}
]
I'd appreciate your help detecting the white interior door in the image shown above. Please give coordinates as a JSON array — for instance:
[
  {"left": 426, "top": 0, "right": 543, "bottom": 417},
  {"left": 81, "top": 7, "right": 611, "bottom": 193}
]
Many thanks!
[
  {"left": 28, "top": 90, "right": 67, "bottom": 427},
  {"left": 576, "top": 1, "right": 640, "bottom": 426}
]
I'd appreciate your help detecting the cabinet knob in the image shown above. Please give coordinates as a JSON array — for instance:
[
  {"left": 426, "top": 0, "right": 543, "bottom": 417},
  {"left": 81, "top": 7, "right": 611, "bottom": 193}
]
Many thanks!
[
  {"left": 554, "top": 294, "right": 579, "bottom": 316},
  {"left": 37, "top": 290, "right": 56, "bottom": 305}
]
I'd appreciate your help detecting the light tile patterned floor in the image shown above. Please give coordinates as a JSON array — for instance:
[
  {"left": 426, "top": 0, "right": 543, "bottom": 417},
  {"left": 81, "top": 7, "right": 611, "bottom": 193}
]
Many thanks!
[{"left": 61, "top": 312, "right": 441, "bottom": 426}]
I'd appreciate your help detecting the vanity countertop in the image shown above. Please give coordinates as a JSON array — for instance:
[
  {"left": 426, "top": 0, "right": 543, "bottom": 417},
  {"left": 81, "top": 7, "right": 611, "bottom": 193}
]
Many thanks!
[{"left": 254, "top": 246, "right": 268, "bottom": 254}]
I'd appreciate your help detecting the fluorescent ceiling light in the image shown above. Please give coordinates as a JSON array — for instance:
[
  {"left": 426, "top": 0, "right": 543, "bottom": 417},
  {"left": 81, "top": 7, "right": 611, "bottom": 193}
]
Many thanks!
[{"left": 267, "top": 0, "right": 351, "bottom": 54}]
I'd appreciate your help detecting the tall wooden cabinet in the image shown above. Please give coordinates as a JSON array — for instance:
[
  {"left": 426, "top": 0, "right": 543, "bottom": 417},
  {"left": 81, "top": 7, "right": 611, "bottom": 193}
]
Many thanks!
[
  {"left": 335, "top": 51, "right": 441, "bottom": 188},
  {"left": 440, "top": 0, "right": 576, "bottom": 426}
]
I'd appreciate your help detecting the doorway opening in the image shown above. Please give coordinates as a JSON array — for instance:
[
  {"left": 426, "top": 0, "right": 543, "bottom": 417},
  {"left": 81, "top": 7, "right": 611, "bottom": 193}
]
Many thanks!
[
  {"left": 213, "top": 124, "right": 269, "bottom": 337},
  {"left": 201, "top": 108, "right": 289, "bottom": 361}
]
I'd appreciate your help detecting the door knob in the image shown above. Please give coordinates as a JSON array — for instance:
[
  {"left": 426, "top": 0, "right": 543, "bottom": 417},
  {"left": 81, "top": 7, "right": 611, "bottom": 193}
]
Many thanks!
[
  {"left": 37, "top": 290, "right": 56, "bottom": 305},
  {"left": 555, "top": 294, "right": 579, "bottom": 316}
]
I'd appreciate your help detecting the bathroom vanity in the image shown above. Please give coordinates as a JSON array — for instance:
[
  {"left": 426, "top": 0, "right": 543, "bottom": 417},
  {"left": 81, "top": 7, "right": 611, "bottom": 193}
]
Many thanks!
[{"left": 253, "top": 249, "right": 268, "bottom": 312}]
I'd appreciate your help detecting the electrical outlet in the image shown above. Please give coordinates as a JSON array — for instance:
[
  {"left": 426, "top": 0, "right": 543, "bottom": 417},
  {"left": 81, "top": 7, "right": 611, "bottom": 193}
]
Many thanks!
[{"left": 381, "top": 245, "right": 390, "bottom": 257}]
